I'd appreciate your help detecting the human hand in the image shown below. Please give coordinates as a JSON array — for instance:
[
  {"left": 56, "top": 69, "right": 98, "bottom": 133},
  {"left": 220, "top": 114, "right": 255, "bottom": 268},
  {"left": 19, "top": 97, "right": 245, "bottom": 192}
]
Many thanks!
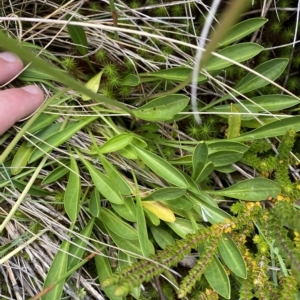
[{"left": 0, "top": 52, "right": 44, "bottom": 135}]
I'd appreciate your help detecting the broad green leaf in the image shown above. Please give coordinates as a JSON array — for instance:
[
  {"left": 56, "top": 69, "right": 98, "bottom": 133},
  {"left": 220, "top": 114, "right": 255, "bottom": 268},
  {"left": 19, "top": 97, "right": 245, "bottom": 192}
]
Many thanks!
[
  {"left": 163, "top": 195, "right": 194, "bottom": 210},
  {"left": 208, "top": 151, "right": 243, "bottom": 167},
  {"left": 134, "top": 94, "right": 189, "bottom": 121},
  {"left": 99, "top": 208, "right": 138, "bottom": 240},
  {"left": 205, "top": 256, "right": 230, "bottom": 299},
  {"left": 94, "top": 244, "right": 122, "bottom": 300},
  {"left": 89, "top": 188, "right": 101, "bottom": 217},
  {"left": 231, "top": 116, "right": 300, "bottom": 142},
  {"left": 133, "top": 146, "right": 188, "bottom": 188},
  {"left": 213, "top": 103, "right": 258, "bottom": 121},
  {"left": 220, "top": 18, "right": 268, "bottom": 46},
  {"left": 192, "top": 142, "right": 208, "bottom": 182},
  {"left": 144, "top": 208, "right": 161, "bottom": 226},
  {"left": 26, "top": 121, "right": 76, "bottom": 147},
  {"left": 41, "top": 240, "right": 69, "bottom": 300},
  {"left": 120, "top": 74, "right": 140, "bottom": 86},
  {"left": 136, "top": 188, "right": 151, "bottom": 257},
  {"left": 207, "top": 141, "right": 249, "bottom": 154},
  {"left": 26, "top": 114, "right": 59, "bottom": 134},
  {"left": 68, "top": 217, "right": 95, "bottom": 270},
  {"left": 111, "top": 197, "right": 136, "bottom": 222},
  {"left": 234, "top": 58, "right": 288, "bottom": 94},
  {"left": 42, "top": 164, "right": 69, "bottom": 185},
  {"left": 100, "top": 154, "right": 132, "bottom": 195},
  {"left": 11, "top": 142, "right": 34, "bottom": 175},
  {"left": 206, "top": 43, "right": 263, "bottom": 71},
  {"left": 219, "top": 234, "right": 247, "bottom": 279},
  {"left": 99, "top": 134, "right": 133, "bottom": 154},
  {"left": 166, "top": 217, "right": 196, "bottom": 238},
  {"left": 64, "top": 155, "right": 81, "bottom": 223},
  {"left": 117, "top": 145, "right": 138, "bottom": 160},
  {"left": 29, "top": 117, "right": 97, "bottom": 163},
  {"left": 82, "top": 70, "right": 103, "bottom": 101},
  {"left": 249, "top": 94, "right": 300, "bottom": 112},
  {"left": 142, "top": 201, "right": 176, "bottom": 222},
  {"left": 143, "top": 187, "right": 186, "bottom": 201},
  {"left": 77, "top": 152, "right": 124, "bottom": 204},
  {"left": 195, "top": 162, "right": 214, "bottom": 184},
  {"left": 206, "top": 178, "right": 280, "bottom": 200},
  {"left": 150, "top": 227, "right": 175, "bottom": 249},
  {"left": 145, "top": 67, "right": 206, "bottom": 82},
  {"left": 227, "top": 104, "right": 241, "bottom": 138}
]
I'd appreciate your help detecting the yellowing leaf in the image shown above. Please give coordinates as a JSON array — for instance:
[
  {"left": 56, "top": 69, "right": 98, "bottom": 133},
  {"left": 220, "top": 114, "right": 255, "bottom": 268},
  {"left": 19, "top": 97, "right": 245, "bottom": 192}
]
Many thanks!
[
  {"left": 142, "top": 201, "right": 175, "bottom": 222},
  {"left": 82, "top": 70, "right": 103, "bottom": 101}
]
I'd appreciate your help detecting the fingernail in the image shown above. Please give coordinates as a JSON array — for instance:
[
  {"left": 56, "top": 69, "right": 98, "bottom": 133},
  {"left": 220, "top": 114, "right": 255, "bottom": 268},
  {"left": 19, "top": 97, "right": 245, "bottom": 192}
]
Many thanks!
[
  {"left": 0, "top": 52, "right": 21, "bottom": 63},
  {"left": 21, "top": 85, "right": 41, "bottom": 95}
]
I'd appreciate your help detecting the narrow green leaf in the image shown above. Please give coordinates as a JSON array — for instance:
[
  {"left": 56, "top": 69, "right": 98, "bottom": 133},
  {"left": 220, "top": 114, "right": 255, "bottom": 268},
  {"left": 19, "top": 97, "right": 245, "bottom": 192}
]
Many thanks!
[
  {"left": 213, "top": 103, "right": 258, "bottom": 121},
  {"left": 192, "top": 142, "right": 208, "bottom": 182},
  {"left": 99, "top": 134, "right": 133, "bottom": 154},
  {"left": 227, "top": 104, "right": 241, "bottom": 138},
  {"left": 89, "top": 188, "right": 101, "bottom": 217},
  {"left": 41, "top": 240, "right": 69, "bottom": 300},
  {"left": 64, "top": 155, "right": 81, "bottom": 223},
  {"left": 68, "top": 217, "right": 95, "bottom": 270},
  {"left": 234, "top": 58, "right": 288, "bottom": 94},
  {"left": 12, "top": 180, "right": 49, "bottom": 196},
  {"left": 166, "top": 217, "right": 196, "bottom": 238},
  {"left": 82, "top": 70, "right": 103, "bottom": 101},
  {"left": 100, "top": 154, "right": 132, "bottom": 195},
  {"left": 99, "top": 208, "right": 138, "bottom": 240},
  {"left": 120, "top": 74, "right": 140, "bottom": 86},
  {"left": 77, "top": 151, "right": 124, "bottom": 204},
  {"left": 206, "top": 178, "right": 280, "bottom": 200},
  {"left": 205, "top": 256, "right": 231, "bottom": 299},
  {"left": 11, "top": 142, "right": 34, "bottom": 175},
  {"left": 29, "top": 117, "right": 97, "bottom": 163},
  {"left": 133, "top": 145, "right": 188, "bottom": 188},
  {"left": 143, "top": 187, "right": 186, "bottom": 201},
  {"left": 208, "top": 141, "right": 249, "bottom": 154},
  {"left": 195, "top": 162, "right": 214, "bottom": 184},
  {"left": 206, "top": 43, "right": 263, "bottom": 71},
  {"left": 220, "top": 17, "right": 268, "bottom": 46},
  {"left": 231, "top": 116, "right": 300, "bottom": 142},
  {"left": 111, "top": 197, "right": 136, "bottom": 222},
  {"left": 26, "top": 114, "right": 59, "bottom": 134},
  {"left": 219, "top": 234, "right": 247, "bottom": 279},
  {"left": 150, "top": 227, "right": 175, "bottom": 249},
  {"left": 134, "top": 94, "right": 189, "bottom": 121},
  {"left": 42, "top": 164, "right": 69, "bottom": 185},
  {"left": 208, "top": 151, "right": 243, "bottom": 167}
]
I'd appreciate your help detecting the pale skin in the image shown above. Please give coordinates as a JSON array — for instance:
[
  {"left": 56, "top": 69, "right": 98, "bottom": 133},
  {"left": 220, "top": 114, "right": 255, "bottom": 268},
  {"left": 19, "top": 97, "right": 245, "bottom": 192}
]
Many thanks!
[{"left": 0, "top": 52, "right": 44, "bottom": 135}]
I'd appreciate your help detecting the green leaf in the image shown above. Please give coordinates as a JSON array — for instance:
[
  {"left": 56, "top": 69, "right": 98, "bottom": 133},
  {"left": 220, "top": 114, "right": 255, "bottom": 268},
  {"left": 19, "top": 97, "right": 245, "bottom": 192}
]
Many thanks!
[
  {"left": 207, "top": 141, "right": 249, "bottom": 154},
  {"left": 111, "top": 197, "right": 136, "bottom": 222},
  {"left": 166, "top": 217, "right": 196, "bottom": 238},
  {"left": 208, "top": 151, "right": 243, "bottom": 167},
  {"left": 68, "top": 217, "right": 95, "bottom": 270},
  {"left": 205, "top": 256, "right": 230, "bottom": 299},
  {"left": 42, "top": 164, "right": 69, "bottom": 185},
  {"left": 12, "top": 180, "right": 49, "bottom": 196},
  {"left": 227, "top": 104, "right": 241, "bottom": 138},
  {"left": 234, "top": 58, "right": 288, "bottom": 94},
  {"left": 134, "top": 94, "right": 189, "bottom": 121},
  {"left": 11, "top": 142, "right": 34, "bottom": 175},
  {"left": 231, "top": 116, "right": 300, "bottom": 142},
  {"left": 82, "top": 70, "right": 103, "bottom": 101},
  {"left": 220, "top": 17, "right": 268, "bottom": 46},
  {"left": 206, "top": 178, "right": 280, "bottom": 200},
  {"left": 77, "top": 151, "right": 124, "bottom": 204},
  {"left": 143, "top": 187, "right": 186, "bottom": 201},
  {"left": 249, "top": 94, "right": 300, "bottom": 112},
  {"left": 192, "top": 142, "right": 208, "bottom": 182},
  {"left": 64, "top": 155, "right": 81, "bottom": 223},
  {"left": 99, "top": 208, "right": 138, "bottom": 240},
  {"left": 133, "top": 146, "right": 188, "bottom": 188},
  {"left": 100, "top": 154, "right": 132, "bottom": 195},
  {"left": 89, "top": 188, "right": 101, "bottom": 217},
  {"left": 206, "top": 43, "right": 263, "bottom": 71},
  {"left": 99, "top": 134, "right": 133, "bottom": 154},
  {"left": 145, "top": 67, "right": 206, "bottom": 82},
  {"left": 150, "top": 227, "right": 175, "bottom": 249},
  {"left": 162, "top": 195, "right": 194, "bottom": 210},
  {"left": 195, "top": 162, "right": 214, "bottom": 184},
  {"left": 41, "top": 240, "right": 69, "bottom": 300},
  {"left": 213, "top": 103, "right": 257, "bottom": 121},
  {"left": 29, "top": 117, "right": 97, "bottom": 163},
  {"left": 120, "top": 74, "right": 140, "bottom": 86},
  {"left": 219, "top": 234, "right": 247, "bottom": 279},
  {"left": 26, "top": 114, "right": 59, "bottom": 134}
]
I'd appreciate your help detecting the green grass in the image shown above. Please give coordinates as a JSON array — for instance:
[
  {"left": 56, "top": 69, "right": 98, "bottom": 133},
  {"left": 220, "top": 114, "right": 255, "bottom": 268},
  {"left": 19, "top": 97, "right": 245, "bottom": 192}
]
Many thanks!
[{"left": 1, "top": 0, "right": 300, "bottom": 299}]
